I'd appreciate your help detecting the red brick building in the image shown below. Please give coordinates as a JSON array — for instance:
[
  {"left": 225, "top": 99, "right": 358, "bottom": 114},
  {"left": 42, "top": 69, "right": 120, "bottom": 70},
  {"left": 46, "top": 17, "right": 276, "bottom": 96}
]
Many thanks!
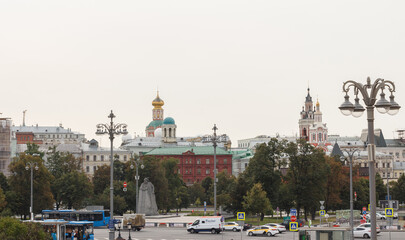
[
  {"left": 15, "top": 132, "right": 43, "bottom": 145},
  {"left": 144, "top": 146, "right": 232, "bottom": 185}
]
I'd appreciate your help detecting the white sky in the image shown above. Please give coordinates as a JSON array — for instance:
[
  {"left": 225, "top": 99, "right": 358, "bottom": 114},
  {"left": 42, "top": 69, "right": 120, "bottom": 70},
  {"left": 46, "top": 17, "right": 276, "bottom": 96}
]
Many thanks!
[{"left": 1, "top": 1, "right": 404, "bottom": 147}]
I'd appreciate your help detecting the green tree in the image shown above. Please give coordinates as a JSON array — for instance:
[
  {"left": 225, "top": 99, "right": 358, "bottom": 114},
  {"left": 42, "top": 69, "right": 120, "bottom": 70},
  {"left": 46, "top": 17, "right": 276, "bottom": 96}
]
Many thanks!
[
  {"left": 285, "top": 139, "right": 328, "bottom": 220},
  {"left": 324, "top": 156, "right": 344, "bottom": 210},
  {"left": 242, "top": 183, "right": 271, "bottom": 221},
  {"left": 8, "top": 153, "right": 54, "bottom": 218},
  {"left": 0, "top": 188, "right": 6, "bottom": 212},
  {"left": 0, "top": 217, "right": 49, "bottom": 239},
  {"left": 162, "top": 158, "right": 185, "bottom": 211},
  {"left": 24, "top": 143, "right": 44, "bottom": 158},
  {"left": 93, "top": 165, "right": 110, "bottom": 195},
  {"left": 52, "top": 171, "right": 92, "bottom": 209},
  {"left": 226, "top": 173, "right": 250, "bottom": 213},
  {"left": 0, "top": 173, "right": 10, "bottom": 192},
  {"left": 188, "top": 183, "right": 205, "bottom": 205},
  {"left": 278, "top": 182, "right": 294, "bottom": 217},
  {"left": 46, "top": 146, "right": 82, "bottom": 178},
  {"left": 244, "top": 138, "right": 286, "bottom": 209},
  {"left": 392, "top": 174, "right": 405, "bottom": 202},
  {"left": 201, "top": 177, "right": 213, "bottom": 204}
]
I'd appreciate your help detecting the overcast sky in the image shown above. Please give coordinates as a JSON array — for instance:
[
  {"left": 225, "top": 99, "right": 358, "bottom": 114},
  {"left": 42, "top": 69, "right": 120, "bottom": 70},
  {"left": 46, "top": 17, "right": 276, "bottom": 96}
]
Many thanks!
[{"left": 1, "top": 1, "right": 404, "bottom": 147}]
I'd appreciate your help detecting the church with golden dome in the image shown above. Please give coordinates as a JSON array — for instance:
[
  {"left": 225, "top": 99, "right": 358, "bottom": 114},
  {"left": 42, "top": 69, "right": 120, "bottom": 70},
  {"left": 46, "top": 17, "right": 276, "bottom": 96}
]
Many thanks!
[{"left": 146, "top": 91, "right": 165, "bottom": 137}]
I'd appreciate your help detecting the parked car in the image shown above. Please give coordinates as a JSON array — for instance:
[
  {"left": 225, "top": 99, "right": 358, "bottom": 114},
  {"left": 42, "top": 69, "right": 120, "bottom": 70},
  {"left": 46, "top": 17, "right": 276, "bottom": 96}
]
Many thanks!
[
  {"left": 223, "top": 222, "right": 242, "bottom": 232},
  {"left": 264, "top": 223, "right": 286, "bottom": 233},
  {"left": 357, "top": 223, "right": 380, "bottom": 234},
  {"left": 353, "top": 227, "right": 372, "bottom": 238},
  {"left": 246, "top": 226, "right": 278, "bottom": 237},
  {"left": 376, "top": 213, "right": 386, "bottom": 220}
]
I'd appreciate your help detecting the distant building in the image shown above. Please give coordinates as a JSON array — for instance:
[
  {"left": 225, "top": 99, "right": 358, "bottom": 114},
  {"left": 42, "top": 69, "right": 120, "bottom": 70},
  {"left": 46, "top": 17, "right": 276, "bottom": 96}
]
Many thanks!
[
  {"left": 299, "top": 88, "right": 329, "bottom": 149},
  {"left": 0, "top": 118, "right": 12, "bottom": 176},
  {"left": 82, "top": 139, "right": 131, "bottom": 177},
  {"left": 122, "top": 92, "right": 232, "bottom": 155},
  {"left": 144, "top": 146, "right": 232, "bottom": 185},
  {"left": 12, "top": 124, "right": 86, "bottom": 154}
]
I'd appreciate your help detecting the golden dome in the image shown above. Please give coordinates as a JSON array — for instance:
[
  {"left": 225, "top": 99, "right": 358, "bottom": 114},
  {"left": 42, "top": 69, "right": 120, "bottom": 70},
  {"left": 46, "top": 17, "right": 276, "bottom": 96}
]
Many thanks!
[{"left": 152, "top": 91, "right": 164, "bottom": 108}]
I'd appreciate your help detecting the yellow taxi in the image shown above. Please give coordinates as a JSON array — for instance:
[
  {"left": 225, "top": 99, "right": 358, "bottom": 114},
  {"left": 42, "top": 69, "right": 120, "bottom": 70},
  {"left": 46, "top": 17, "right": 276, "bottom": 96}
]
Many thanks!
[{"left": 246, "top": 225, "right": 278, "bottom": 237}]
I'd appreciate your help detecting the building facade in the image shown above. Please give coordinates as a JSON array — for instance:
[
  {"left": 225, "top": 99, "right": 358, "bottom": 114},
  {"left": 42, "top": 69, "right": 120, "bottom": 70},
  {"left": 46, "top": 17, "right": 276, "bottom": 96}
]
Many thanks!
[
  {"left": 0, "top": 118, "right": 12, "bottom": 176},
  {"left": 82, "top": 139, "right": 131, "bottom": 177},
  {"left": 144, "top": 146, "right": 232, "bottom": 185}
]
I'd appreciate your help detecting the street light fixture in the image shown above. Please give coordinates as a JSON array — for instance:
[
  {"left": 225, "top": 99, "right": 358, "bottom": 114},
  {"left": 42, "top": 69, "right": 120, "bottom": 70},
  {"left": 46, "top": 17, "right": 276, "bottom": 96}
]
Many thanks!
[
  {"left": 341, "top": 146, "right": 360, "bottom": 240},
  {"left": 212, "top": 124, "right": 218, "bottom": 216},
  {"left": 130, "top": 154, "right": 144, "bottom": 213},
  {"left": 96, "top": 110, "right": 128, "bottom": 240},
  {"left": 26, "top": 153, "right": 40, "bottom": 221},
  {"left": 339, "top": 77, "right": 400, "bottom": 240}
]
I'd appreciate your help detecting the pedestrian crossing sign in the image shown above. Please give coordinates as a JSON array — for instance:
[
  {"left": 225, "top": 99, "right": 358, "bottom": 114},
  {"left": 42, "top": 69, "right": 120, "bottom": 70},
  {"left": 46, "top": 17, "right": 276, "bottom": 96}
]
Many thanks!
[
  {"left": 237, "top": 212, "right": 245, "bottom": 220},
  {"left": 319, "top": 210, "right": 325, "bottom": 216},
  {"left": 385, "top": 208, "right": 394, "bottom": 217},
  {"left": 289, "top": 222, "right": 298, "bottom": 231}
]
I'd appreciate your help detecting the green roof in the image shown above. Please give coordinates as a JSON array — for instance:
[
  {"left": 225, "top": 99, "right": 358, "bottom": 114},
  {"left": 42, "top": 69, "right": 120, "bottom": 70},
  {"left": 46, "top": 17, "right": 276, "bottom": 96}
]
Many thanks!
[
  {"left": 146, "top": 120, "right": 163, "bottom": 128},
  {"left": 145, "top": 146, "right": 232, "bottom": 156}
]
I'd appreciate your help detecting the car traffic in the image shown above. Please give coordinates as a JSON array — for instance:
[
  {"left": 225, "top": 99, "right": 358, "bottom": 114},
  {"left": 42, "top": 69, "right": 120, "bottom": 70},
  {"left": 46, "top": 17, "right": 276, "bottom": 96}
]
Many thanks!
[{"left": 353, "top": 227, "right": 372, "bottom": 238}]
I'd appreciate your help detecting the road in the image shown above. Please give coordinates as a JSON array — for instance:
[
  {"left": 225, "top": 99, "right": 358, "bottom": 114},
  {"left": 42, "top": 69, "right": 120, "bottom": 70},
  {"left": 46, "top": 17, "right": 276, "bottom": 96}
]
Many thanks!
[{"left": 94, "top": 227, "right": 405, "bottom": 240}]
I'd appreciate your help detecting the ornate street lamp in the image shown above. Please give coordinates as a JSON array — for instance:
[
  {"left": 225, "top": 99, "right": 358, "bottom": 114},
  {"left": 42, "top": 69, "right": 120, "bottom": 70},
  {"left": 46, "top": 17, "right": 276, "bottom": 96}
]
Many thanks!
[
  {"left": 130, "top": 154, "right": 144, "bottom": 213},
  {"left": 341, "top": 146, "right": 360, "bottom": 240},
  {"left": 339, "top": 77, "right": 400, "bottom": 240},
  {"left": 96, "top": 110, "right": 128, "bottom": 240},
  {"left": 26, "top": 154, "right": 39, "bottom": 221}
]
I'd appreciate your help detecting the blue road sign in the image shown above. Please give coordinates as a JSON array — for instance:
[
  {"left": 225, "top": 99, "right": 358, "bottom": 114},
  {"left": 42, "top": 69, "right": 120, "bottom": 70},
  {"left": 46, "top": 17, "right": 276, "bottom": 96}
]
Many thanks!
[
  {"left": 385, "top": 208, "right": 394, "bottom": 217},
  {"left": 362, "top": 211, "right": 367, "bottom": 215},
  {"left": 290, "top": 208, "right": 297, "bottom": 216},
  {"left": 237, "top": 212, "right": 245, "bottom": 221},
  {"left": 319, "top": 210, "right": 325, "bottom": 216},
  {"left": 289, "top": 222, "right": 298, "bottom": 231}
]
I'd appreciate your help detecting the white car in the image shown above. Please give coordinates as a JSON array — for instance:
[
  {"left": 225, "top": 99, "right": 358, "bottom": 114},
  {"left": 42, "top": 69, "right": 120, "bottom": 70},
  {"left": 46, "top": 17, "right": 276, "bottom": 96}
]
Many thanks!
[
  {"left": 357, "top": 223, "right": 380, "bottom": 234},
  {"left": 375, "top": 213, "right": 386, "bottom": 220},
  {"left": 353, "top": 227, "right": 372, "bottom": 238},
  {"left": 223, "top": 222, "right": 242, "bottom": 232},
  {"left": 247, "top": 226, "right": 278, "bottom": 237},
  {"left": 264, "top": 223, "right": 286, "bottom": 233}
]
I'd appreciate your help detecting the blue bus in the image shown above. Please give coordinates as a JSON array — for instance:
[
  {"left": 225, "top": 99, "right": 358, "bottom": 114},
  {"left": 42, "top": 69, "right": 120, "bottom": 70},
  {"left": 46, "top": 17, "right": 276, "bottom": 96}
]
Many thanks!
[
  {"left": 42, "top": 209, "right": 110, "bottom": 227},
  {"left": 66, "top": 221, "right": 94, "bottom": 240}
]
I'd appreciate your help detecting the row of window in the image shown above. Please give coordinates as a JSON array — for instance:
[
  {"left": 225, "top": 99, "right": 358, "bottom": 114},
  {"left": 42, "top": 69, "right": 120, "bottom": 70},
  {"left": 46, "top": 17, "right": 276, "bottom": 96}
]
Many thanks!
[
  {"left": 179, "top": 168, "right": 228, "bottom": 175},
  {"left": 382, "top": 172, "right": 404, "bottom": 178},
  {"left": 183, "top": 158, "right": 228, "bottom": 165},
  {"left": 37, "top": 134, "right": 80, "bottom": 139},
  {"left": 382, "top": 151, "right": 405, "bottom": 159},
  {"left": 86, "top": 155, "right": 128, "bottom": 161}
]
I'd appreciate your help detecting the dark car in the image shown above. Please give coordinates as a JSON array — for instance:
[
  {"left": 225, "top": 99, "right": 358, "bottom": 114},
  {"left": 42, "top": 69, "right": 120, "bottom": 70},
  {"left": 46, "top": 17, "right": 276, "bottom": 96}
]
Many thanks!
[
  {"left": 281, "top": 219, "right": 305, "bottom": 229},
  {"left": 242, "top": 223, "right": 253, "bottom": 231}
]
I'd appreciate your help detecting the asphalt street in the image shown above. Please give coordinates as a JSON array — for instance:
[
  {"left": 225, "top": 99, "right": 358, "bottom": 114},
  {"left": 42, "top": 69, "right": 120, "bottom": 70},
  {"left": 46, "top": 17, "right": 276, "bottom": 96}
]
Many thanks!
[{"left": 93, "top": 227, "right": 405, "bottom": 240}]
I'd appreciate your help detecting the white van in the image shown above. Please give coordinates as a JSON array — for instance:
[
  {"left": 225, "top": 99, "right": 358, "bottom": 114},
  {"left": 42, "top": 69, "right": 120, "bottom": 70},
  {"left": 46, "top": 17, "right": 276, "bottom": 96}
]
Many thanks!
[{"left": 187, "top": 216, "right": 224, "bottom": 234}]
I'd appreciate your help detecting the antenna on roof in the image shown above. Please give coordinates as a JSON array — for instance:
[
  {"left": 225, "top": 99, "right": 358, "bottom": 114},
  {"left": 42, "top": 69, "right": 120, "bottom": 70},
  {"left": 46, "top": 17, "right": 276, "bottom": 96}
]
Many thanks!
[{"left": 23, "top": 110, "right": 27, "bottom": 126}]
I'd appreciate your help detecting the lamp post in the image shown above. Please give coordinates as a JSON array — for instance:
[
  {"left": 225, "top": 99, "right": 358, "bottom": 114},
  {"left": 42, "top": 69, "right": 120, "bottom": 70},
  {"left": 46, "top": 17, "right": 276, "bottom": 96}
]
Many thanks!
[
  {"left": 26, "top": 155, "right": 39, "bottom": 221},
  {"left": 212, "top": 124, "right": 218, "bottom": 216},
  {"left": 130, "top": 155, "right": 144, "bottom": 213},
  {"left": 386, "top": 156, "right": 393, "bottom": 227},
  {"left": 96, "top": 110, "right": 128, "bottom": 240},
  {"left": 339, "top": 77, "right": 400, "bottom": 240},
  {"left": 341, "top": 146, "right": 360, "bottom": 240}
]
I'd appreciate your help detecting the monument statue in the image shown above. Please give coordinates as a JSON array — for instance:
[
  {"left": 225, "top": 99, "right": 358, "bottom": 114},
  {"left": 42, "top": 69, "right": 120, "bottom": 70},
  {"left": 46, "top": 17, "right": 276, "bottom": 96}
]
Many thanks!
[{"left": 138, "top": 178, "right": 158, "bottom": 215}]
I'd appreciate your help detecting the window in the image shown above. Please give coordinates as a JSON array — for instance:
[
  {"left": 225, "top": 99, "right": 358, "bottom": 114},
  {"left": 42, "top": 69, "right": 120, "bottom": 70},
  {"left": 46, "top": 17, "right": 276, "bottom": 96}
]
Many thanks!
[
  {"left": 383, "top": 172, "right": 385, "bottom": 178},
  {"left": 124, "top": 155, "right": 127, "bottom": 161},
  {"left": 387, "top": 163, "right": 390, "bottom": 168},
  {"left": 101, "top": 155, "right": 104, "bottom": 161},
  {"left": 376, "top": 163, "right": 379, "bottom": 168},
  {"left": 206, "top": 168, "right": 210, "bottom": 174},
  {"left": 395, "top": 172, "right": 397, "bottom": 178},
  {"left": 93, "top": 166, "right": 97, "bottom": 172},
  {"left": 312, "top": 134, "right": 316, "bottom": 141},
  {"left": 197, "top": 168, "right": 201, "bottom": 175},
  {"left": 86, "top": 155, "right": 89, "bottom": 161},
  {"left": 223, "top": 159, "right": 227, "bottom": 164},
  {"left": 86, "top": 166, "right": 89, "bottom": 172},
  {"left": 387, "top": 173, "right": 391, "bottom": 178},
  {"left": 402, "top": 150, "right": 405, "bottom": 158},
  {"left": 318, "top": 133, "right": 322, "bottom": 141},
  {"left": 93, "top": 155, "right": 97, "bottom": 161},
  {"left": 206, "top": 159, "right": 210, "bottom": 164},
  {"left": 396, "top": 152, "right": 400, "bottom": 158},
  {"left": 178, "top": 169, "right": 181, "bottom": 174},
  {"left": 197, "top": 159, "right": 201, "bottom": 164},
  {"left": 383, "top": 163, "right": 385, "bottom": 168}
]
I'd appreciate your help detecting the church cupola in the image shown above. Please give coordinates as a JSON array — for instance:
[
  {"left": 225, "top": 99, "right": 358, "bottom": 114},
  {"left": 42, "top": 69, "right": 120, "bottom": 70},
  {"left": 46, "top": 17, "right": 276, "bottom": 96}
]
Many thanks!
[{"left": 152, "top": 91, "right": 164, "bottom": 121}]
